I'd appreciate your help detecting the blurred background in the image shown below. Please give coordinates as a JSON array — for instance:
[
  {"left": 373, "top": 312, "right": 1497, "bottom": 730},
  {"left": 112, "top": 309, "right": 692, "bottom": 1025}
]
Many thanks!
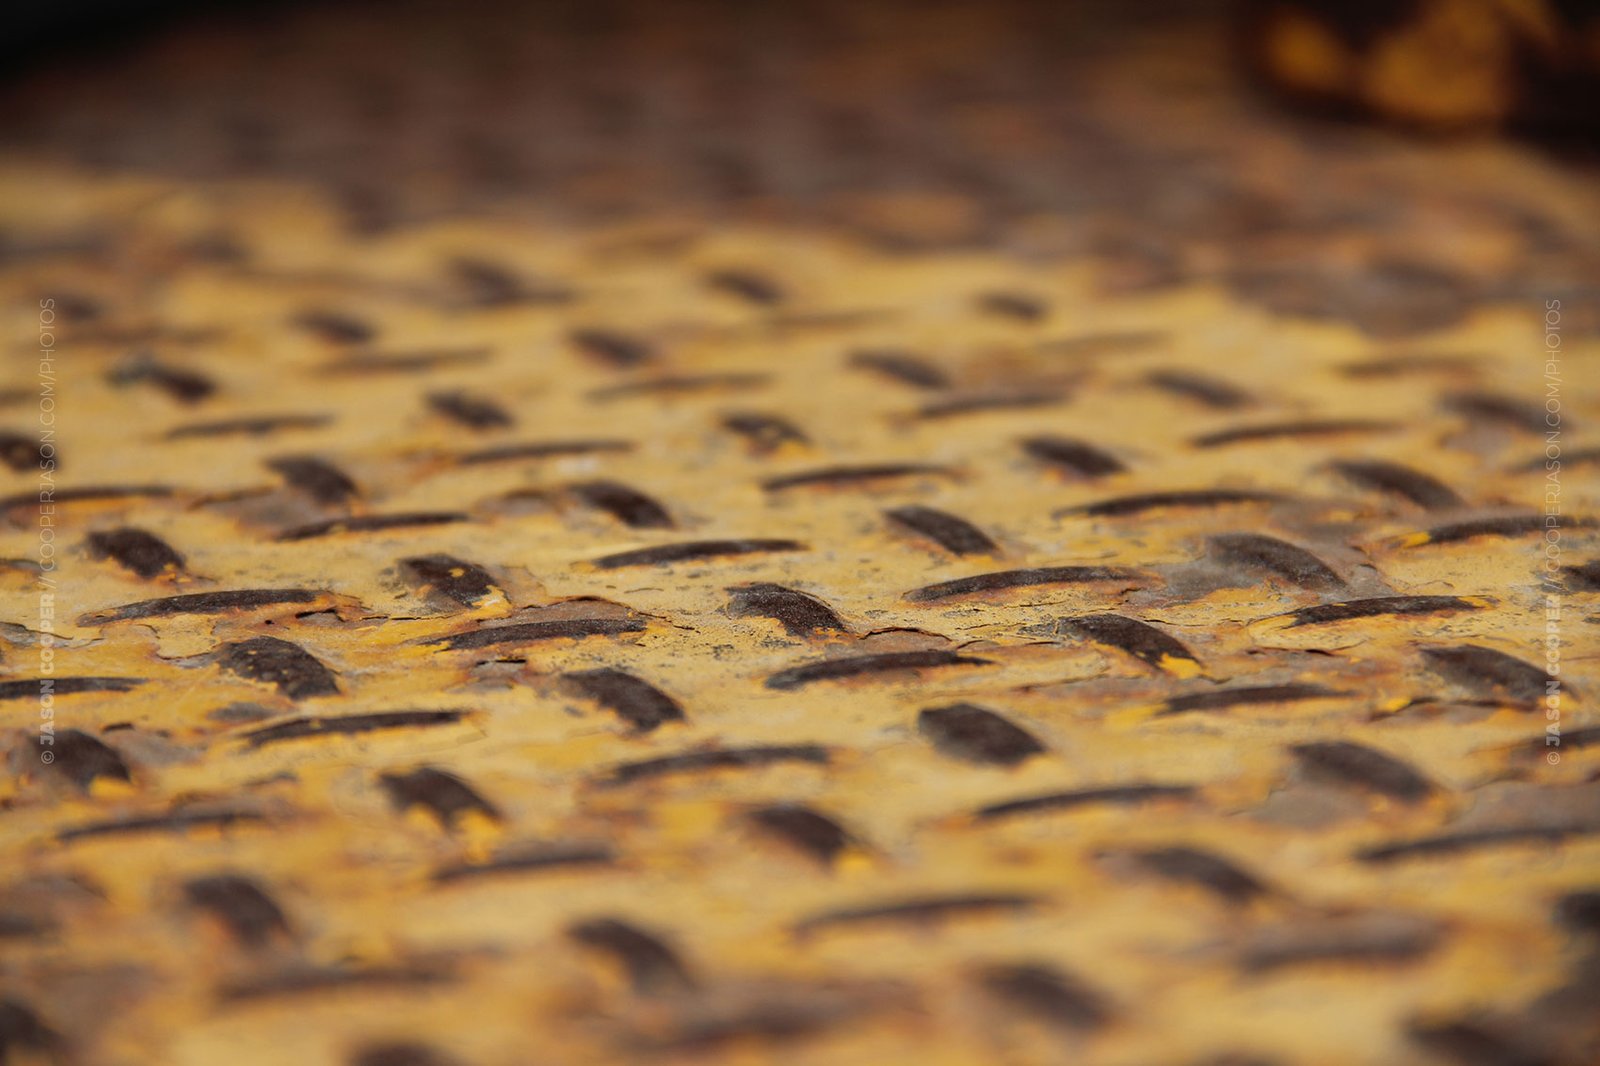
[{"left": 1, "top": 0, "right": 1598, "bottom": 334}]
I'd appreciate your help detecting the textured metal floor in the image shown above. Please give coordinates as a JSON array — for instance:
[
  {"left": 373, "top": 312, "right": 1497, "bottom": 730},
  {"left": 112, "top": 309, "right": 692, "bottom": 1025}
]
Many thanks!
[{"left": 1, "top": 2, "right": 1598, "bottom": 1064}]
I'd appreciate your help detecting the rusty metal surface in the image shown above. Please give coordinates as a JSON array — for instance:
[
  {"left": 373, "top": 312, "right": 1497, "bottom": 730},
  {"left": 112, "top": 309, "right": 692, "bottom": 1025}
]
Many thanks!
[{"left": 1, "top": 2, "right": 1598, "bottom": 1064}]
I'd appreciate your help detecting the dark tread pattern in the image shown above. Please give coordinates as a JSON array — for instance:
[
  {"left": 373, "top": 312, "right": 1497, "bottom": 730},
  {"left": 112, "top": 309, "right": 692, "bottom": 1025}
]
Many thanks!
[{"left": 0, "top": 1, "right": 1596, "bottom": 1064}]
